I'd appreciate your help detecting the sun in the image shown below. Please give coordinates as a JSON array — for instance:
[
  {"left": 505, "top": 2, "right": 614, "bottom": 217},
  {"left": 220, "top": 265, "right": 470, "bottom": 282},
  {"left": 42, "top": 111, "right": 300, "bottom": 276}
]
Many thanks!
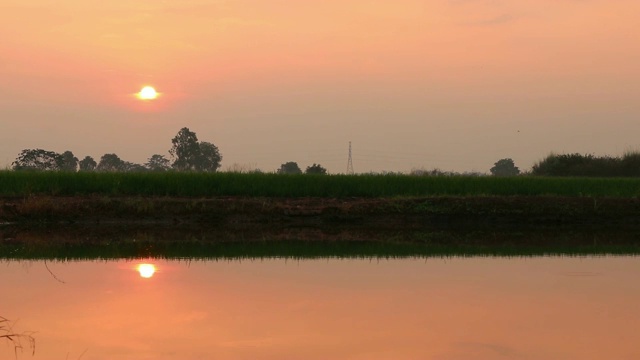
[
  {"left": 136, "top": 86, "right": 159, "bottom": 100},
  {"left": 137, "top": 263, "right": 156, "bottom": 278}
]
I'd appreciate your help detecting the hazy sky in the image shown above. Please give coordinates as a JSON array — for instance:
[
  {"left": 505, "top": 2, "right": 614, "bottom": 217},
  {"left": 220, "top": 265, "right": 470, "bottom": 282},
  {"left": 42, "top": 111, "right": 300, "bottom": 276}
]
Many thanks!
[{"left": 1, "top": 0, "right": 639, "bottom": 173}]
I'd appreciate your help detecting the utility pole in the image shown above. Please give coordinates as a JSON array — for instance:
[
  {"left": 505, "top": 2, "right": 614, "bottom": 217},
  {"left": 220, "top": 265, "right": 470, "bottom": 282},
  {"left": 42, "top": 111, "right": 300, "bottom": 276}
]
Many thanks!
[{"left": 347, "top": 141, "right": 354, "bottom": 175}]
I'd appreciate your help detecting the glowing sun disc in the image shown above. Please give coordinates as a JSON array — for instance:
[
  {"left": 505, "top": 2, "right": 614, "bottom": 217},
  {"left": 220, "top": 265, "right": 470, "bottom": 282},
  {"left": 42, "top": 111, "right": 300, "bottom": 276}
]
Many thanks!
[
  {"left": 137, "top": 263, "right": 156, "bottom": 278},
  {"left": 137, "top": 86, "right": 158, "bottom": 100}
]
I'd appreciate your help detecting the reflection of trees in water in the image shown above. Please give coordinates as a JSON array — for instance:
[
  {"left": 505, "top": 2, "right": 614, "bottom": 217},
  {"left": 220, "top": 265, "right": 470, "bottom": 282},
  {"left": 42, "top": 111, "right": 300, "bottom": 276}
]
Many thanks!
[{"left": 0, "top": 316, "right": 34, "bottom": 358}]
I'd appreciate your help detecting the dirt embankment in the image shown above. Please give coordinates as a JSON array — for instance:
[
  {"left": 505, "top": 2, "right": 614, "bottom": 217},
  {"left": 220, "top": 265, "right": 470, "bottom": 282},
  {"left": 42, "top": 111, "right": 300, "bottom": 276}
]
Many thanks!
[{"left": 2, "top": 195, "right": 640, "bottom": 228}]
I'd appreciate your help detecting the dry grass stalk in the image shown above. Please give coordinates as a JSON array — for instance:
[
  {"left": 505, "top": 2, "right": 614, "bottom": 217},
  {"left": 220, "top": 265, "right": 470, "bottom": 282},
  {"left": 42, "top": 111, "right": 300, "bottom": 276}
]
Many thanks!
[{"left": 0, "top": 317, "right": 35, "bottom": 358}]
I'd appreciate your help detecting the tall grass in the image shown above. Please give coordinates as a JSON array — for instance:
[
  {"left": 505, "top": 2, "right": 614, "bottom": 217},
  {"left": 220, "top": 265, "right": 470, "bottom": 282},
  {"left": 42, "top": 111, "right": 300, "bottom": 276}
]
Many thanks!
[{"left": 2, "top": 171, "right": 640, "bottom": 197}]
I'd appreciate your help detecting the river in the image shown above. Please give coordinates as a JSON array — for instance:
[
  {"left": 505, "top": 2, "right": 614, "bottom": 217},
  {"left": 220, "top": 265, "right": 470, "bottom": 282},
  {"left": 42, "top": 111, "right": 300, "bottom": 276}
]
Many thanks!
[{"left": 2, "top": 254, "right": 639, "bottom": 359}]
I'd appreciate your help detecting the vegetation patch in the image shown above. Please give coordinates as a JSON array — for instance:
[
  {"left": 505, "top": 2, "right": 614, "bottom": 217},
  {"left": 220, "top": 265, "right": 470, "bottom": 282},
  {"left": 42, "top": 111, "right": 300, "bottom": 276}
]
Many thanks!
[
  {"left": 531, "top": 152, "right": 640, "bottom": 177},
  {"left": 2, "top": 225, "right": 640, "bottom": 260},
  {"left": 3, "top": 171, "right": 640, "bottom": 198}
]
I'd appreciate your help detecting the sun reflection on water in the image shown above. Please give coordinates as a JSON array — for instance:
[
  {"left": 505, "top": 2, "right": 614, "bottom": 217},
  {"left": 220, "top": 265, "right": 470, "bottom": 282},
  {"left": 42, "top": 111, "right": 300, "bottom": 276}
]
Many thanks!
[{"left": 136, "top": 263, "right": 156, "bottom": 278}]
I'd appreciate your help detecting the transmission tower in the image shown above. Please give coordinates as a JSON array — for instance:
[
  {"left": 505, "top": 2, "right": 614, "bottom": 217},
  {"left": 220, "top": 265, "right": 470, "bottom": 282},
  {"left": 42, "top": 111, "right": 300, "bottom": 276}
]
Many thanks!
[{"left": 346, "top": 141, "right": 354, "bottom": 175}]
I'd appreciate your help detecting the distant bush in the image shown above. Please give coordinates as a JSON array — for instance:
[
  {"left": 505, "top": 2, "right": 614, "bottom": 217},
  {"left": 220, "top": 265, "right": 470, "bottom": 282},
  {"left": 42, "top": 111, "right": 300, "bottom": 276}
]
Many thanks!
[
  {"left": 490, "top": 158, "right": 520, "bottom": 176},
  {"left": 277, "top": 162, "right": 302, "bottom": 174},
  {"left": 532, "top": 152, "right": 640, "bottom": 177},
  {"left": 305, "top": 163, "right": 327, "bottom": 175}
]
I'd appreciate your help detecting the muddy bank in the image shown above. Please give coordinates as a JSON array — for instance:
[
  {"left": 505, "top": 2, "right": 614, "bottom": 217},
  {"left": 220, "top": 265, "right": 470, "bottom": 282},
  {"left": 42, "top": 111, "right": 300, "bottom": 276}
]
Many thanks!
[
  {"left": 2, "top": 195, "right": 640, "bottom": 227},
  {"left": 4, "top": 194, "right": 640, "bottom": 258}
]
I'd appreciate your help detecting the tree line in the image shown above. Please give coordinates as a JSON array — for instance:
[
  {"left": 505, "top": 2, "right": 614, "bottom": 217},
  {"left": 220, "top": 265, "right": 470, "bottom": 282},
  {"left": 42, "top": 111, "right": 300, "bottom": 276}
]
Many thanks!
[
  {"left": 488, "top": 153, "right": 640, "bottom": 177},
  {"left": 14, "top": 128, "right": 637, "bottom": 177},
  {"left": 11, "top": 127, "right": 330, "bottom": 175},
  {"left": 12, "top": 128, "right": 222, "bottom": 173},
  {"left": 530, "top": 152, "right": 640, "bottom": 177}
]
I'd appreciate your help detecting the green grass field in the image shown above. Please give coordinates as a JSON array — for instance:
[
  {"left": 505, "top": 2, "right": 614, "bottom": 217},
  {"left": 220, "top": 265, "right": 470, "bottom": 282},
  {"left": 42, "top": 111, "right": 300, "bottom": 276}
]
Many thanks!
[{"left": 2, "top": 171, "right": 640, "bottom": 197}]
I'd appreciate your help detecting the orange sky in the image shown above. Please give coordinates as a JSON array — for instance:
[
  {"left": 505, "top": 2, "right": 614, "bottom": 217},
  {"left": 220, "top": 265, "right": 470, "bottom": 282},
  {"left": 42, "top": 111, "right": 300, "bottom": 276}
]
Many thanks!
[
  {"left": 3, "top": 257, "right": 640, "bottom": 359},
  {"left": 1, "top": 0, "right": 639, "bottom": 173}
]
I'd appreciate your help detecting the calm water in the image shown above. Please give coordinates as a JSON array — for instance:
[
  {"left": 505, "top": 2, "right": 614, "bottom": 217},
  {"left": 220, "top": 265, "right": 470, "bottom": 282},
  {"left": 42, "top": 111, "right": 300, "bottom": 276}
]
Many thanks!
[{"left": 2, "top": 256, "right": 640, "bottom": 360}]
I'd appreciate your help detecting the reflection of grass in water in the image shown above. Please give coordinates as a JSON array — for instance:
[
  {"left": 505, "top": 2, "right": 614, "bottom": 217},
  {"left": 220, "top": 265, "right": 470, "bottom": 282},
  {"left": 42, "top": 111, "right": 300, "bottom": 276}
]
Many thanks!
[
  {"left": 2, "top": 239, "right": 640, "bottom": 260},
  {"left": 3, "top": 226, "right": 640, "bottom": 260},
  {"left": 0, "top": 317, "right": 35, "bottom": 358},
  {"left": 3, "top": 171, "right": 640, "bottom": 197}
]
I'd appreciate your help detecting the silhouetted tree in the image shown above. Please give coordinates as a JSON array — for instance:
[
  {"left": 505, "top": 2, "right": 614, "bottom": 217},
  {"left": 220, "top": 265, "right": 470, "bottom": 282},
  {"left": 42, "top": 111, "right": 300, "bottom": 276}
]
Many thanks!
[
  {"left": 305, "top": 163, "right": 327, "bottom": 175},
  {"left": 277, "top": 162, "right": 302, "bottom": 174},
  {"left": 169, "top": 127, "right": 201, "bottom": 171},
  {"left": 59, "top": 151, "right": 79, "bottom": 172},
  {"left": 96, "top": 153, "right": 126, "bottom": 172},
  {"left": 490, "top": 158, "right": 520, "bottom": 176},
  {"left": 145, "top": 154, "right": 171, "bottom": 171},
  {"left": 78, "top": 156, "right": 97, "bottom": 171},
  {"left": 169, "top": 128, "right": 222, "bottom": 172},
  {"left": 12, "top": 149, "right": 61, "bottom": 171},
  {"left": 198, "top": 142, "right": 222, "bottom": 172}
]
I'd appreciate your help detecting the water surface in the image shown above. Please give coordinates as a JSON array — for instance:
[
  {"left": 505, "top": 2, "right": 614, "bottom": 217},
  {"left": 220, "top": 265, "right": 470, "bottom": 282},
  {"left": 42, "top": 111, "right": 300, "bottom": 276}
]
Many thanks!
[{"left": 3, "top": 255, "right": 639, "bottom": 359}]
